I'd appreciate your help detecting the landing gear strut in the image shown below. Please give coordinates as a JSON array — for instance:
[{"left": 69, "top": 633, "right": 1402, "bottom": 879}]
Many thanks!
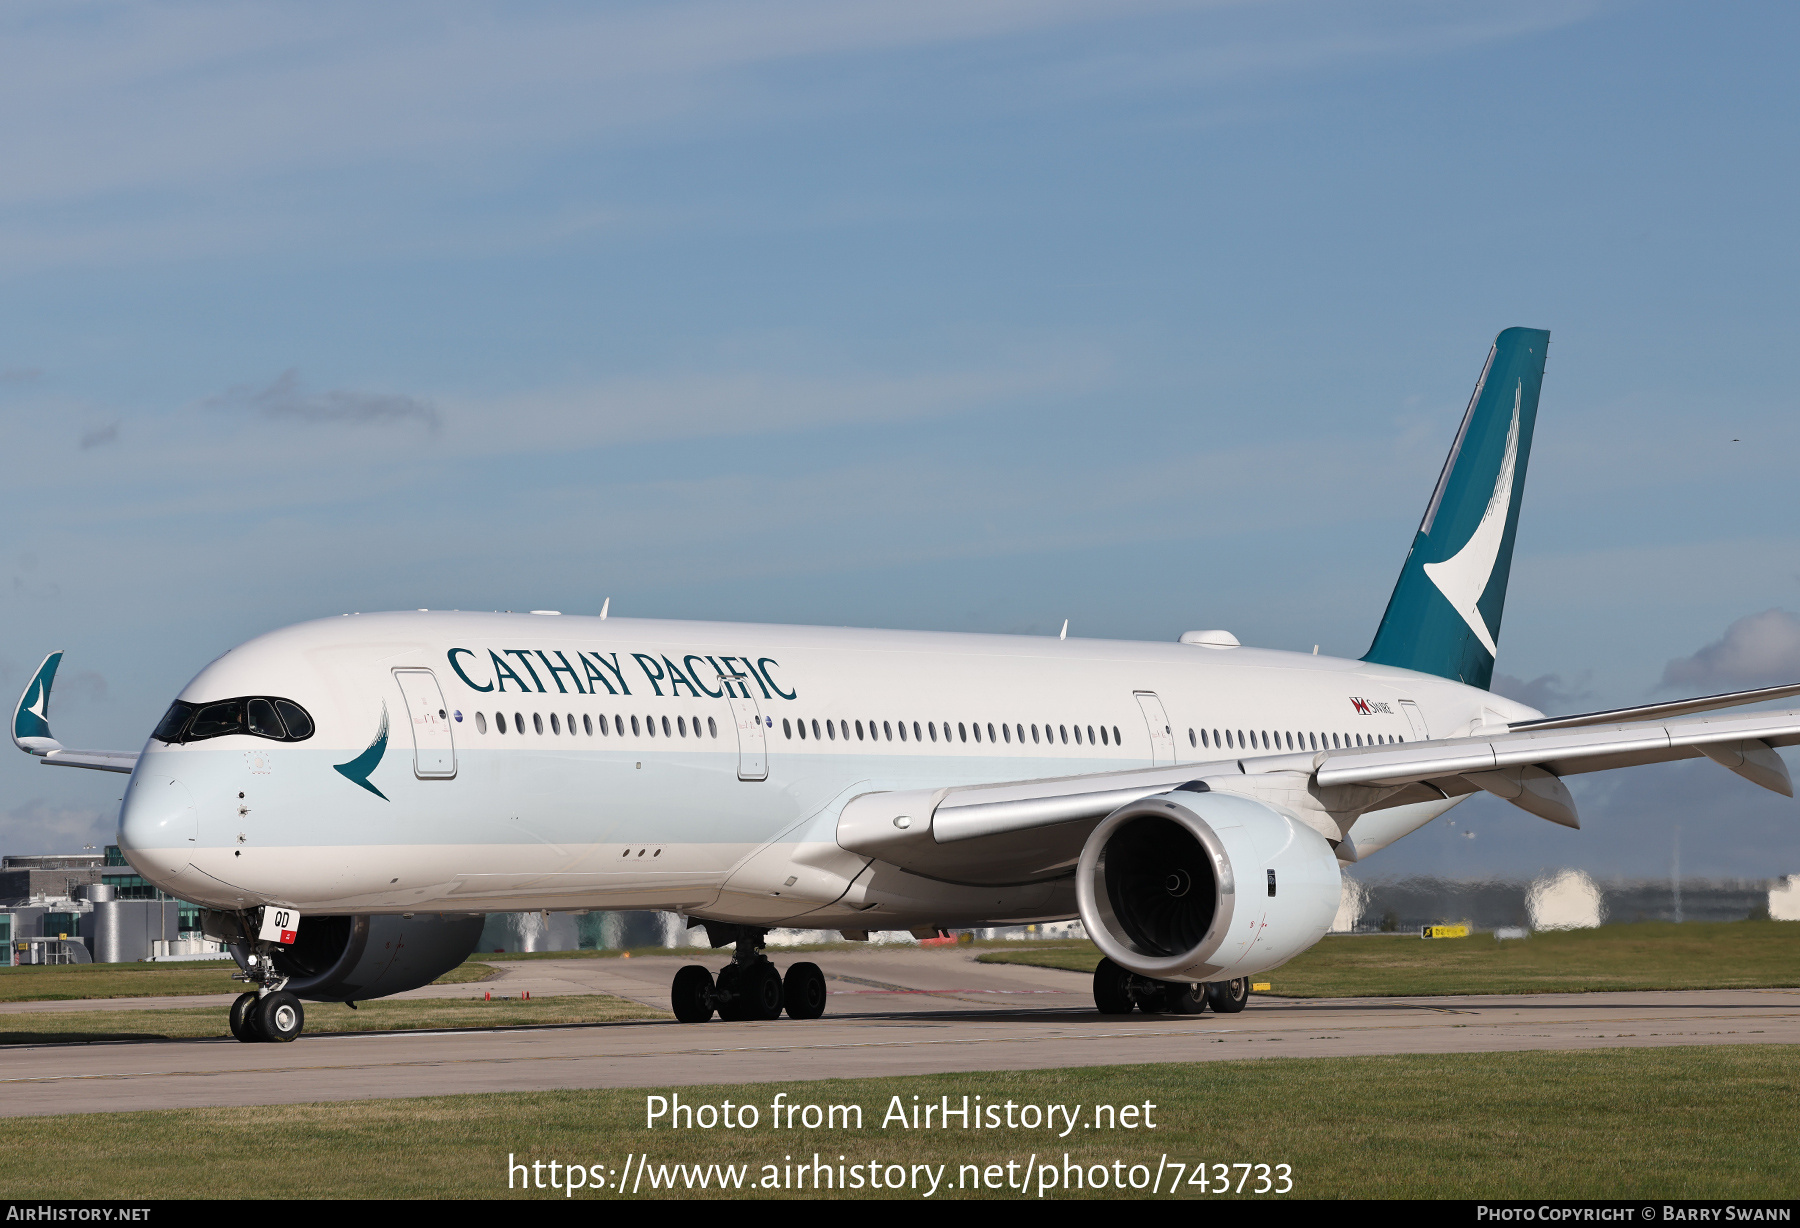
[
  {"left": 669, "top": 927, "right": 829, "bottom": 1023},
  {"left": 1093, "top": 957, "right": 1240, "bottom": 1016}
]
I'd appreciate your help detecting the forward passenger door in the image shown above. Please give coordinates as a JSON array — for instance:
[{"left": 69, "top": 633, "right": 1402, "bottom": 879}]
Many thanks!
[{"left": 393, "top": 668, "right": 457, "bottom": 778}]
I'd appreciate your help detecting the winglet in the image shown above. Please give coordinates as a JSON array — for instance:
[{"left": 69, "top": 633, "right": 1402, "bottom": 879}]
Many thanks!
[{"left": 12, "top": 652, "right": 65, "bottom": 756}]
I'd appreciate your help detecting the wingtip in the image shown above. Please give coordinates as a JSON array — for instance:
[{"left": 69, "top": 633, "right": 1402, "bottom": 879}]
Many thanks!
[{"left": 12, "top": 650, "right": 65, "bottom": 755}]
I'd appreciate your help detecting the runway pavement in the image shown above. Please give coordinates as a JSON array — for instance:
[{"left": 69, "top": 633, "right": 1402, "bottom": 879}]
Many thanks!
[{"left": 2, "top": 948, "right": 1797, "bottom": 1118}]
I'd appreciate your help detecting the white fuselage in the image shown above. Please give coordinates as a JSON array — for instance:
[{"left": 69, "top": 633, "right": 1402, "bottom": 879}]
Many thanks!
[{"left": 117, "top": 611, "right": 1538, "bottom": 929}]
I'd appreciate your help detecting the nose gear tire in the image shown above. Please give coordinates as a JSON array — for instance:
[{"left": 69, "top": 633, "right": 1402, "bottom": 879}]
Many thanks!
[
  {"left": 254, "top": 990, "right": 305, "bottom": 1042},
  {"left": 229, "top": 992, "right": 261, "bottom": 1042}
]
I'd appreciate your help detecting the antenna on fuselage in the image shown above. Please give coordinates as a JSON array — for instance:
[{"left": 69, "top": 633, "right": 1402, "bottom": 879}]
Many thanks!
[
  {"left": 1059, "top": 619, "right": 1068, "bottom": 641},
  {"left": 601, "top": 597, "right": 610, "bottom": 620}
]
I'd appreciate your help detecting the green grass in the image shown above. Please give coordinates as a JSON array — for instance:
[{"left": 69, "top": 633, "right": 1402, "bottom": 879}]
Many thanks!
[
  {"left": 0, "top": 992, "right": 665, "bottom": 1045},
  {"left": 0, "top": 1046, "right": 1794, "bottom": 1199},
  {"left": 976, "top": 920, "right": 1800, "bottom": 996},
  {"left": 0, "top": 959, "right": 497, "bottom": 1003}
]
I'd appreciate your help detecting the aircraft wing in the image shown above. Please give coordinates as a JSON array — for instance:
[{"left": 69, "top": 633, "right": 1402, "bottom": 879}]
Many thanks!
[
  {"left": 11, "top": 652, "right": 140, "bottom": 775},
  {"left": 1317, "top": 705, "right": 1796, "bottom": 792},
  {"left": 837, "top": 701, "right": 1800, "bottom": 883}
]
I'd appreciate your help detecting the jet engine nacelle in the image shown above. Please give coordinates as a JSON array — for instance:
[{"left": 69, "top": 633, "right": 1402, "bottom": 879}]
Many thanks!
[
  {"left": 228, "top": 913, "right": 484, "bottom": 1003},
  {"left": 1075, "top": 787, "right": 1341, "bottom": 983}
]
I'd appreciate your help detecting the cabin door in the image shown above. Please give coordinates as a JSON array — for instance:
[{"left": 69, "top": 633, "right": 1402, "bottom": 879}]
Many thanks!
[
  {"left": 715, "top": 670, "right": 769, "bottom": 782},
  {"left": 393, "top": 668, "right": 457, "bottom": 778},
  {"left": 1134, "top": 691, "right": 1177, "bottom": 766},
  {"left": 1399, "top": 699, "right": 1430, "bottom": 741}
]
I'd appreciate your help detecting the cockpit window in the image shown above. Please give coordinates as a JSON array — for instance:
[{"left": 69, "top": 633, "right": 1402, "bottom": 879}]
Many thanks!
[
  {"left": 274, "top": 700, "right": 313, "bottom": 739},
  {"left": 152, "top": 696, "right": 315, "bottom": 744},
  {"left": 246, "top": 698, "right": 284, "bottom": 738},
  {"left": 187, "top": 702, "right": 246, "bottom": 740},
  {"left": 152, "top": 702, "right": 195, "bottom": 743}
]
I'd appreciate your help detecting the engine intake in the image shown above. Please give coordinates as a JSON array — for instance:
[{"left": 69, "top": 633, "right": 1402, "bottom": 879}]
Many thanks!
[{"left": 1076, "top": 788, "right": 1340, "bottom": 983}]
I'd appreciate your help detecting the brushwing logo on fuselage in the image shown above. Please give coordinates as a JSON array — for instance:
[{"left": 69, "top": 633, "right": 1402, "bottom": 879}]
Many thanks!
[
  {"left": 1421, "top": 381, "right": 1521, "bottom": 659},
  {"left": 333, "top": 704, "right": 390, "bottom": 800}
]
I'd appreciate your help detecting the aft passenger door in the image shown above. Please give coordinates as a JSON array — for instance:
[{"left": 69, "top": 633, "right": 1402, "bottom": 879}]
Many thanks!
[
  {"left": 1133, "top": 691, "right": 1176, "bottom": 766},
  {"left": 393, "top": 668, "right": 457, "bottom": 778},
  {"left": 1399, "top": 699, "right": 1430, "bottom": 741}
]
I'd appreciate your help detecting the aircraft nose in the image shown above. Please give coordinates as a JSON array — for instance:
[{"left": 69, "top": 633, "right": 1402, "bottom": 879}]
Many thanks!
[{"left": 118, "top": 773, "right": 197, "bottom": 885}]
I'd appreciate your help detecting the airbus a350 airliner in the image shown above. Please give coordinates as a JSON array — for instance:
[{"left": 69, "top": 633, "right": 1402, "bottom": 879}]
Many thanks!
[{"left": 14, "top": 327, "right": 1799, "bottom": 1042}]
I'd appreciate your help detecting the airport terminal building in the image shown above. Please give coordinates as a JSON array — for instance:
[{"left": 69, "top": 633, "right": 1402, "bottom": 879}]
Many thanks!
[{"left": 0, "top": 846, "right": 217, "bottom": 965}]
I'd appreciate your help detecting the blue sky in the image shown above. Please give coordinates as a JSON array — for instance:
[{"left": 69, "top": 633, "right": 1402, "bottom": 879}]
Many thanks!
[{"left": 2, "top": 0, "right": 1797, "bottom": 880}]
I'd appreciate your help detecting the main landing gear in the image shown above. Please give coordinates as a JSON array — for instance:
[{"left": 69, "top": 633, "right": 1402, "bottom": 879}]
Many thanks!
[
  {"left": 1091, "top": 957, "right": 1249, "bottom": 1017},
  {"left": 670, "top": 928, "right": 829, "bottom": 1024}
]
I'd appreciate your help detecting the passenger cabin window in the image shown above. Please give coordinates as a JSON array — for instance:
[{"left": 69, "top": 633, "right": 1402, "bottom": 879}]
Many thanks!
[{"left": 476, "top": 712, "right": 489, "bottom": 734}]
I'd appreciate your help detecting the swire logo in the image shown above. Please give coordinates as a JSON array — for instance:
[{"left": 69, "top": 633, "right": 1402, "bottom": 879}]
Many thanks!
[{"left": 1349, "top": 697, "right": 1393, "bottom": 716}]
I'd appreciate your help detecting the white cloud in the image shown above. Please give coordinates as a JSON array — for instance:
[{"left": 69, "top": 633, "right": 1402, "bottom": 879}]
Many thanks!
[
  {"left": 1661, "top": 608, "right": 1800, "bottom": 693},
  {"left": 0, "top": 798, "right": 114, "bottom": 858}
]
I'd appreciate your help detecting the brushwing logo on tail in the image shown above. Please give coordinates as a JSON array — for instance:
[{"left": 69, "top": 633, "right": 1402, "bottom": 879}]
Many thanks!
[
  {"left": 334, "top": 705, "right": 390, "bottom": 800},
  {"left": 1421, "top": 382, "right": 1521, "bottom": 659}
]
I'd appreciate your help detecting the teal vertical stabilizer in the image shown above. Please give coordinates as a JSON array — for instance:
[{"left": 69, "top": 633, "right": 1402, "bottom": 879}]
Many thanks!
[{"left": 1362, "top": 327, "right": 1550, "bottom": 690}]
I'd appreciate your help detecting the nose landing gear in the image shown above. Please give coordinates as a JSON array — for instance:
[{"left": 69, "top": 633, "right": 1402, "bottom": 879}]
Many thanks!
[
  {"left": 221, "top": 908, "right": 310, "bottom": 1043},
  {"left": 668, "top": 928, "right": 830, "bottom": 1023}
]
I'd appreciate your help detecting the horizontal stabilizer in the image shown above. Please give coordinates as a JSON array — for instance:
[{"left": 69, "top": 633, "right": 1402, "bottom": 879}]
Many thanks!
[{"left": 1511, "top": 683, "right": 1800, "bottom": 732}]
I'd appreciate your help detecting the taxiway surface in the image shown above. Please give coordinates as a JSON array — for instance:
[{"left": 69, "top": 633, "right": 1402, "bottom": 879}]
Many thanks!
[{"left": 3, "top": 949, "right": 1797, "bottom": 1118}]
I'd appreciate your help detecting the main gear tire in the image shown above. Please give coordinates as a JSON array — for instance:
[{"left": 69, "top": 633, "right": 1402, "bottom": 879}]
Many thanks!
[
  {"left": 741, "top": 960, "right": 785, "bottom": 1020},
  {"left": 671, "top": 965, "right": 716, "bottom": 1023},
  {"left": 1165, "top": 982, "right": 1209, "bottom": 1015},
  {"left": 1206, "top": 978, "right": 1251, "bottom": 1014},
  {"left": 1092, "top": 957, "right": 1134, "bottom": 1014},
  {"left": 782, "top": 962, "right": 828, "bottom": 1020},
  {"left": 715, "top": 963, "right": 748, "bottom": 1021}
]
